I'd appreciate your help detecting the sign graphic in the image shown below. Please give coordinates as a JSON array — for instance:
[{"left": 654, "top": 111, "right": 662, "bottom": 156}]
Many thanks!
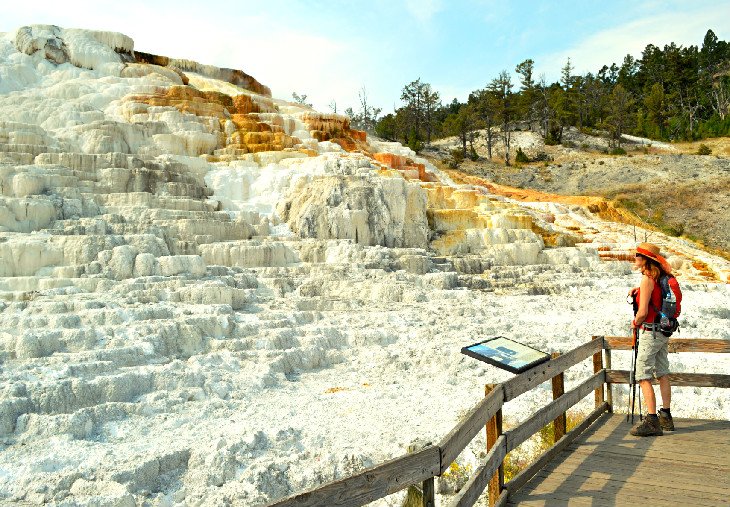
[{"left": 461, "top": 336, "right": 550, "bottom": 374}]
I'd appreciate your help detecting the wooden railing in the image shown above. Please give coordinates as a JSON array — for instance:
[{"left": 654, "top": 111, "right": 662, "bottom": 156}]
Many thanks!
[{"left": 265, "top": 337, "right": 730, "bottom": 507}]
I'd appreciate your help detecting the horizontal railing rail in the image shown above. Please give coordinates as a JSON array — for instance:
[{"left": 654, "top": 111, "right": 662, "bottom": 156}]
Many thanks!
[
  {"left": 603, "top": 336, "right": 730, "bottom": 353},
  {"left": 501, "top": 339, "right": 601, "bottom": 401},
  {"left": 266, "top": 336, "right": 729, "bottom": 507},
  {"left": 269, "top": 445, "right": 441, "bottom": 507},
  {"left": 606, "top": 370, "right": 730, "bottom": 387},
  {"left": 504, "top": 370, "right": 605, "bottom": 453}
]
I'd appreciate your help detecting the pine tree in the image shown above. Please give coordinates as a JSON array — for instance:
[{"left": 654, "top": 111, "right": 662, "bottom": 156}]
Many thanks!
[
  {"left": 644, "top": 82, "right": 667, "bottom": 138},
  {"left": 515, "top": 59, "right": 537, "bottom": 129},
  {"left": 489, "top": 71, "right": 514, "bottom": 165},
  {"left": 604, "top": 84, "right": 634, "bottom": 147}
]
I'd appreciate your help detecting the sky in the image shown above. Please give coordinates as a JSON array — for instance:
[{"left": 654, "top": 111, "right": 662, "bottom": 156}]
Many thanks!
[{"left": 2, "top": 0, "right": 729, "bottom": 114}]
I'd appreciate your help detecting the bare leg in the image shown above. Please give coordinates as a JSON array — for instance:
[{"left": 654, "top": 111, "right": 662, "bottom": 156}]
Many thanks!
[
  {"left": 639, "top": 380, "right": 656, "bottom": 413},
  {"left": 658, "top": 375, "right": 671, "bottom": 409}
]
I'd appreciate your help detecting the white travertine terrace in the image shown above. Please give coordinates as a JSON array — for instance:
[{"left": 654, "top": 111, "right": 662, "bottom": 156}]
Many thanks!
[{"left": 0, "top": 25, "right": 728, "bottom": 507}]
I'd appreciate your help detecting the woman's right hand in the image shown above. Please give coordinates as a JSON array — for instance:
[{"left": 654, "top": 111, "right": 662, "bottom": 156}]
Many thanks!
[{"left": 627, "top": 287, "right": 639, "bottom": 297}]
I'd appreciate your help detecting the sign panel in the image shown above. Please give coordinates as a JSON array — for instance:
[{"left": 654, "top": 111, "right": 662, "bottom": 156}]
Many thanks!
[{"left": 461, "top": 336, "right": 550, "bottom": 374}]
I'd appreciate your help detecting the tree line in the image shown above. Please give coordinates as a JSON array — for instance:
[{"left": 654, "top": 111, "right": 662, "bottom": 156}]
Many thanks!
[{"left": 344, "top": 29, "right": 730, "bottom": 165}]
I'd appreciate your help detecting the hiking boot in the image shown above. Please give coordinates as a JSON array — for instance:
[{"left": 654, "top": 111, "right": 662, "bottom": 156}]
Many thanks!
[
  {"left": 630, "top": 415, "right": 663, "bottom": 437},
  {"left": 659, "top": 409, "right": 675, "bottom": 431}
]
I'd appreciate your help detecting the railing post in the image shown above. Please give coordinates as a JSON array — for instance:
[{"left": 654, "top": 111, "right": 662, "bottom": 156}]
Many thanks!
[
  {"left": 485, "top": 384, "right": 503, "bottom": 507},
  {"left": 604, "top": 344, "right": 613, "bottom": 413},
  {"left": 422, "top": 476, "right": 434, "bottom": 507},
  {"left": 551, "top": 352, "right": 566, "bottom": 443},
  {"left": 592, "top": 336, "right": 605, "bottom": 408}
]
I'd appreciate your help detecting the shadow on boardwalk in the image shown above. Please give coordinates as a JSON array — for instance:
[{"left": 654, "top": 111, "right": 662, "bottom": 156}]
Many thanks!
[{"left": 507, "top": 414, "right": 730, "bottom": 506}]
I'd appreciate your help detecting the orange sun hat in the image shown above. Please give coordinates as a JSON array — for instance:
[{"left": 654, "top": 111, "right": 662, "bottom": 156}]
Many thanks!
[{"left": 636, "top": 242, "right": 672, "bottom": 274}]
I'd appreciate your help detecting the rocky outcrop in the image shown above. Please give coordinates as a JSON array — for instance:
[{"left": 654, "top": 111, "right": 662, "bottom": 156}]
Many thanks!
[
  {"left": 278, "top": 174, "right": 429, "bottom": 249},
  {"left": 0, "top": 23, "right": 728, "bottom": 507},
  {"left": 134, "top": 50, "right": 271, "bottom": 97},
  {"left": 15, "top": 25, "right": 134, "bottom": 70}
]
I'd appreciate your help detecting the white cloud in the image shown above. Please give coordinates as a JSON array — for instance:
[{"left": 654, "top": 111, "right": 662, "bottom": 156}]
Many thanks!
[
  {"left": 0, "top": 1, "right": 371, "bottom": 111},
  {"left": 537, "top": 6, "right": 730, "bottom": 80},
  {"left": 434, "top": 83, "right": 474, "bottom": 104},
  {"left": 404, "top": 0, "right": 444, "bottom": 26}
]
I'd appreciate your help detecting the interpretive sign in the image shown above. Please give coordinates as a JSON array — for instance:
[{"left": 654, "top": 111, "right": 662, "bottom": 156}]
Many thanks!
[{"left": 461, "top": 336, "right": 550, "bottom": 374}]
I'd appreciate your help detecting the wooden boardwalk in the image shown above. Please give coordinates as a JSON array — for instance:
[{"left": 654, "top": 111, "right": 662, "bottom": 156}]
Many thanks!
[
  {"left": 507, "top": 414, "right": 730, "bottom": 506},
  {"left": 268, "top": 337, "right": 730, "bottom": 507}
]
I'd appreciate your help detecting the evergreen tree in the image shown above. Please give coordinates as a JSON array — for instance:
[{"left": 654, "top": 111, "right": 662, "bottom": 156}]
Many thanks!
[
  {"left": 443, "top": 104, "right": 477, "bottom": 158},
  {"left": 515, "top": 58, "right": 537, "bottom": 129},
  {"left": 379, "top": 28, "right": 730, "bottom": 145},
  {"left": 604, "top": 84, "right": 634, "bottom": 147},
  {"left": 401, "top": 78, "right": 427, "bottom": 143},
  {"left": 489, "top": 71, "right": 515, "bottom": 165},
  {"left": 471, "top": 89, "right": 499, "bottom": 159},
  {"left": 423, "top": 85, "right": 441, "bottom": 145},
  {"left": 291, "top": 92, "right": 312, "bottom": 107},
  {"left": 374, "top": 113, "right": 398, "bottom": 141},
  {"left": 643, "top": 82, "right": 668, "bottom": 138}
]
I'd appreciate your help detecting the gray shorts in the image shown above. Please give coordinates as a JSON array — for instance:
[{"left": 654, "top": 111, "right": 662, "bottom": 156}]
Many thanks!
[{"left": 635, "top": 327, "right": 670, "bottom": 381}]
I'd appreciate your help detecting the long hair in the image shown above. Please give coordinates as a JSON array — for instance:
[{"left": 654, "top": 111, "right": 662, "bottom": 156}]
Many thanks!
[{"left": 640, "top": 256, "right": 662, "bottom": 282}]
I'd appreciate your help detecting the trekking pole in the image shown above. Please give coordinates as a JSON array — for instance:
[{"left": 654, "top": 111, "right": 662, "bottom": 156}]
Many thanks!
[
  {"left": 627, "top": 327, "right": 634, "bottom": 422},
  {"left": 629, "top": 327, "right": 639, "bottom": 423},
  {"left": 634, "top": 331, "right": 642, "bottom": 422},
  {"left": 627, "top": 345, "right": 632, "bottom": 421}
]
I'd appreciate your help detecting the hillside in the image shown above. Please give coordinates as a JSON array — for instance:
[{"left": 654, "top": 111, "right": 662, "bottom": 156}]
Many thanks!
[
  {"left": 0, "top": 25, "right": 728, "bottom": 507},
  {"left": 428, "top": 130, "right": 730, "bottom": 257}
]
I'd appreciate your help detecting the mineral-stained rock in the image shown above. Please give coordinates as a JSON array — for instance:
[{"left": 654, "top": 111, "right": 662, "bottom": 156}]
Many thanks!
[
  {"left": 121, "top": 63, "right": 185, "bottom": 85},
  {"left": 278, "top": 174, "right": 429, "bottom": 249},
  {"left": 134, "top": 50, "right": 271, "bottom": 97},
  {"left": 15, "top": 25, "right": 133, "bottom": 70},
  {"left": 14, "top": 25, "right": 69, "bottom": 64},
  {"left": 0, "top": 23, "right": 728, "bottom": 507}
]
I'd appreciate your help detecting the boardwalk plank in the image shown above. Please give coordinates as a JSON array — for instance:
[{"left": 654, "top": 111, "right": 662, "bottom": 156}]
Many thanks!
[
  {"left": 509, "top": 415, "right": 730, "bottom": 506},
  {"left": 529, "top": 469, "right": 729, "bottom": 501},
  {"left": 565, "top": 443, "right": 730, "bottom": 463},
  {"left": 515, "top": 471, "right": 725, "bottom": 505},
  {"left": 522, "top": 481, "right": 725, "bottom": 506},
  {"left": 551, "top": 454, "right": 730, "bottom": 488},
  {"left": 510, "top": 488, "right": 722, "bottom": 507}
]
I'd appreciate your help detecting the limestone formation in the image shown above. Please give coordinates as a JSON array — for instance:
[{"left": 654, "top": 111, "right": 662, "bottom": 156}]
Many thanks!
[
  {"left": 0, "top": 24, "right": 728, "bottom": 507},
  {"left": 278, "top": 173, "right": 429, "bottom": 249}
]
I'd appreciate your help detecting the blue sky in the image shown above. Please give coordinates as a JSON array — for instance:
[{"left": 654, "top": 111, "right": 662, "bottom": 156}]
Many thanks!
[{"left": 3, "top": 0, "right": 729, "bottom": 113}]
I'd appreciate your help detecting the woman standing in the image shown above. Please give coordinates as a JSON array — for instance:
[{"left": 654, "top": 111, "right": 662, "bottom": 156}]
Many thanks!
[{"left": 628, "top": 242, "right": 675, "bottom": 437}]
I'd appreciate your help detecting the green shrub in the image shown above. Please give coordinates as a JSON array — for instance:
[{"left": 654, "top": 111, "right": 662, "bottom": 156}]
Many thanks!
[
  {"left": 532, "top": 152, "right": 553, "bottom": 162},
  {"left": 697, "top": 144, "right": 712, "bottom": 155},
  {"left": 407, "top": 128, "right": 422, "bottom": 153},
  {"left": 609, "top": 147, "right": 627, "bottom": 155},
  {"left": 545, "top": 133, "right": 560, "bottom": 146},
  {"left": 697, "top": 114, "right": 730, "bottom": 138},
  {"left": 515, "top": 147, "right": 530, "bottom": 163},
  {"left": 447, "top": 148, "right": 465, "bottom": 168}
]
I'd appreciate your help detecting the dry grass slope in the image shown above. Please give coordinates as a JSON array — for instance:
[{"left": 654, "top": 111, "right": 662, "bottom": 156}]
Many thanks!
[{"left": 429, "top": 134, "right": 730, "bottom": 260}]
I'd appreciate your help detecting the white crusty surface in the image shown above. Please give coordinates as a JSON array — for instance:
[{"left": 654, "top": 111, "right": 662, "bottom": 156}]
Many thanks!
[{"left": 0, "top": 24, "right": 729, "bottom": 507}]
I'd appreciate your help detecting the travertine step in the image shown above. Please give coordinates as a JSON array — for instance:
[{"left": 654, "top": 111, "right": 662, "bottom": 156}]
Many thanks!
[{"left": 0, "top": 143, "right": 59, "bottom": 156}]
